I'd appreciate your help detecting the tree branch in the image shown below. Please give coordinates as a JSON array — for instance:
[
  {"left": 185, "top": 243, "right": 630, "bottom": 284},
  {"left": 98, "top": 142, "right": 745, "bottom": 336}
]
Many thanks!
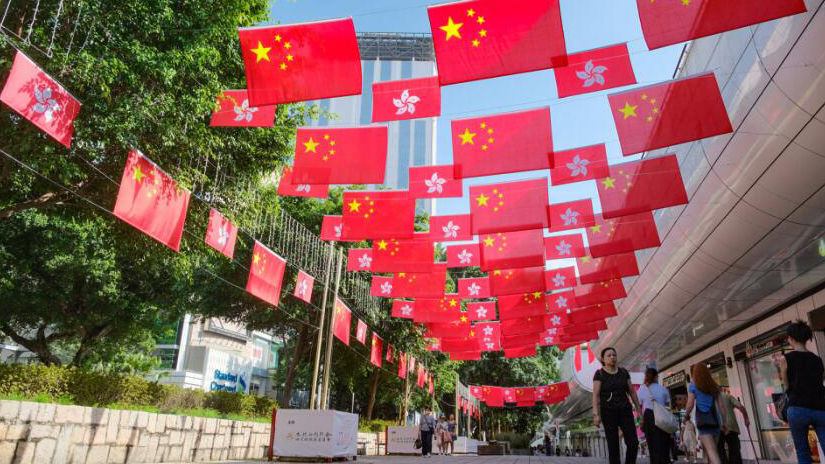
[
  {"left": 70, "top": 323, "right": 115, "bottom": 366},
  {"left": 0, "top": 323, "right": 63, "bottom": 365}
]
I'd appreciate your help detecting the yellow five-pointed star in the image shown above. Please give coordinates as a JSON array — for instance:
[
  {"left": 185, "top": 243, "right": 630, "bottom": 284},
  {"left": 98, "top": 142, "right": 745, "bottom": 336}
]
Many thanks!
[
  {"left": 533, "top": 292, "right": 543, "bottom": 299},
  {"left": 303, "top": 137, "right": 319, "bottom": 153},
  {"left": 590, "top": 225, "right": 602, "bottom": 234},
  {"left": 458, "top": 128, "right": 476, "bottom": 145},
  {"left": 475, "top": 193, "right": 490, "bottom": 206},
  {"left": 251, "top": 41, "right": 271, "bottom": 63},
  {"left": 601, "top": 177, "right": 616, "bottom": 189},
  {"left": 132, "top": 165, "right": 145, "bottom": 184},
  {"left": 449, "top": 299, "right": 457, "bottom": 307},
  {"left": 377, "top": 240, "right": 388, "bottom": 250},
  {"left": 483, "top": 236, "right": 495, "bottom": 247},
  {"left": 253, "top": 253, "right": 261, "bottom": 265},
  {"left": 348, "top": 199, "right": 362, "bottom": 212},
  {"left": 440, "top": 16, "right": 463, "bottom": 40},
  {"left": 618, "top": 102, "right": 638, "bottom": 119}
]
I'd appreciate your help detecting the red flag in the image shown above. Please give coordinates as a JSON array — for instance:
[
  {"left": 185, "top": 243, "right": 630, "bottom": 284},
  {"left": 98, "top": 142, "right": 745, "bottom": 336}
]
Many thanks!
[
  {"left": 484, "top": 386, "right": 504, "bottom": 407},
  {"left": 428, "top": 0, "right": 566, "bottom": 85},
  {"left": 577, "top": 252, "right": 639, "bottom": 284},
  {"left": 113, "top": 151, "right": 190, "bottom": 251},
  {"left": 320, "top": 216, "right": 350, "bottom": 242},
  {"left": 332, "top": 298, "right": 352, "bottom": 345},
  {"left": 391, "top": 300, "right": 416, "bottom": 319},
  {"left": 586, "top": 212, "right": 661, "bottom": 258},
  {"left": 447, "top": 243, "right": 481, "bottom": 268},
  {"left": 546, "top": 382, "right": 571, "bottom": 402},
  {"left": 209, "top": 89, "right": 276, "bottom": 127},
  {"left": 501, "top": 319, "right": 545, "bottom": 338},
  {"left": 471, "top": 178, "right": 549, "bottom": 234},
  {"left": 490, "top": 266, "right": 546, "bottom": 296},
  {"left": 609, "top": 73, "right": 732, "bottom": 156},
  {"left": 480, "top": 229, "right": 545, "bottom": 271},
  {"left": 427, "top": 320, "right": 472, "bottom": 339},
  {"left": 505, "top": 346, "right": 536, "bottom": 358},
  {"left": 347, "top": 248, "right": 373, "bottom": 272},
  {"left": 550, "top": 144, "right": 610, "bottom": 186},
  {"left": 515, "top": 387, "right": 536, "bottom": 405},
  {"left": 458, "top": 277, "right": 491, "bottom": 300},
  {"left": 386, "top": 344, "right": 394, "bottom": 363},
  {"left": 452, "top": 108, "right": 553, "bottom": 179},
  {"left": 428, "top": 375, "right": 435, "bottom": 395},
  {"left": 547, "top": 290, "right": 577, "bottom": 313},
  {"left": 205, "top": 208, "right": 238, "bottom": 259},
  {"left": 441, "top": 335, "right": 481, "bottom": 352},
  {"left": 238, "top": 19, "right": 361, "bottom": 105},
  {"left": 414, "top": 295, "right": 462, "bottom": 323},
  {"left": 372, "top": 76, "right": 441, "bottom": 122},
  {"left": 245, "top": 241, "right": 287, "bottom": 307},
  {"left": 535, "top": 385, "right": 549, "bottom": 402},
  {"left": 1, "top": 51, "right": 81, "bottom": 147},
  {"left": 568, "top": 302, "right": 617, "bottom": 324},
  {"left": 545, "top": 312, "right": 569, "bottom": 332},
  {"left": 370, "top": 335, "right": 383, "bottom": 367},
  {"left": 276, "top": 166, "right": 329, "bottom": 198},
  {"left": 544, "top": 267, "right": 577, "bottom": 291},
  {"left": 293, "top": 270, "right": 314, "bottom": 303},
  {"left": 498, "top": 293, "right": 547, "bottom": 320},
  {"left": 574, "top": 279, "right": 626, "bottom": 306},
  {"left": 451, "top": 352, "right": 482, "bottom": 361},
  {"left": 398, "top": 353, "right": 408, "bottom": 378},
  {"left": 372, "top": 238, "right": 434, "bottom": 273},
  {"left": 467, "top": 301, "right": 497, "bottom": 321},
  {"left": 596, "top": 155, "right": 688, "bottom": 219},
  {"left": 547, "top": 199, "right": 596, "bottom": 233},
  {"left": 409, "top": 165, "right": 463, "bottom": 199},
  {"left": 638, "top": 0, "right": 806, "bottom": 50},
  {"left": 539, "top": 331, "right": 558, "bottom": 347},
  {"left": 553, "top": 43, "right": 636, "bottom": 98},
  {"left": 371, "top": 276, "right": 394, "bottom": 298},
  {"left": 342, "top": 191, "right": 415, "bottom": 240},
  {"left": 470, "top": 385, "right": 485, "bottom": 401},
  {"left": 544, "top": 234, "right": 586, "bottom": 260},
  {"left": 355, "top": 319, "right": 368, "bottom": 345},
  {"left": 430, "top": 214, "right": 473, "bottom": 242},
  {"left": 502, "top": 388, "right": 517, "bottom": 403},
  {"left": 392, "top": 266, "right": 447, "bottom": 298},
  {"left": 476, "top": 321, "right": 501, "bottom": 351},
  {"left": 292, "top": 126, "right": 388, "bottom": 184},
  {"left": 417, "top": 366, "right": 426, "bottom": 388}
]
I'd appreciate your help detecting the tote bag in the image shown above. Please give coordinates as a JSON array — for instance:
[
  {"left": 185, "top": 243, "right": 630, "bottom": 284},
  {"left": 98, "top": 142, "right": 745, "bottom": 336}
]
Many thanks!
[{"left": 653, "top": 400, "right": 679, "bottom": 434}]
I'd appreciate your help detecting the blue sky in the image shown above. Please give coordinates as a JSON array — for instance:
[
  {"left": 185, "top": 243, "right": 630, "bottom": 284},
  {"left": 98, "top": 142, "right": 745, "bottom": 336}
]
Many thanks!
[{"left": 268, "top": 0, "right": 684, "bottom": 222}]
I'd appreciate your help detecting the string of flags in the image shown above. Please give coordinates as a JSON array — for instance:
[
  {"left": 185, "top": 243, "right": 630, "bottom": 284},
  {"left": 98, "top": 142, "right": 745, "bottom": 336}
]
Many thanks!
[{"left": 468, "top": 382, "right": 571, "bottom": 408}]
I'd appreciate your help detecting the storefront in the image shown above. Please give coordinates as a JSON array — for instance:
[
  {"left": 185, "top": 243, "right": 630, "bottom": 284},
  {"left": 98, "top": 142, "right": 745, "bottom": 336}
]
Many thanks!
[
  {"left": 704, "top": 352, "right": 730, "bottom": 388},
  {"left": 662, "top": 370, "right": 688, "bottom": 413}
]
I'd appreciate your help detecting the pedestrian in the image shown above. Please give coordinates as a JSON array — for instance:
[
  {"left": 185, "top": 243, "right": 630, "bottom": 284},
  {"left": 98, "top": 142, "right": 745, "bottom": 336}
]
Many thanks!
[
  {"left": 681, "top": 420, "right": 698, "bottom": 463},
  {"left": 556, "top": 446, "right": 562, "bottom": 456},
  {"left": 716, "top": 389, "right": 749, "bottom": 464},
  {"left": 565, "top": 447, "right": 571, "bottom": 456},
  {"left": 448, "top": 414, "right": 457, "bottom": 455},
  {"left": 779, "top": 320, "right": 825, "bottom": 464},
  {"left": 544, "top": 431, "right": 552, "bottom": 456},
  {"left": 419, "top": 408, "right": 436, "bottom": 457},
  {"left": 436, "top": 415, "right": 452, "bottom": 455},
  {"left": 638, "top": 367, "right": 672, "bottom": 464},
  {"left": 683, "top": 363, "right": 726, "bottom": 464},
  {"left": 592, "top": 346, "right": 642, "bottom": 464}
]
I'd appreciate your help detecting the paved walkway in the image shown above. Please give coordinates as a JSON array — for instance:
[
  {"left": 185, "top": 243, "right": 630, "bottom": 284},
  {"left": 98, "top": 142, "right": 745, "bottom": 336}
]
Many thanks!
[{"left": 172, "top": 456, "right": 784, "bottom": 464}]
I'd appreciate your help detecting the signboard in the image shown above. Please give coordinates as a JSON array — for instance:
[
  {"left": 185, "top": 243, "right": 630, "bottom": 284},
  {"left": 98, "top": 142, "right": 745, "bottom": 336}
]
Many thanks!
[
  {"left": 453, "top": 437, "right": 478, "bottom": 454},
  {"left": 203, "top": 348, "right": 252, "bottom": 393},
  {"left": 273, "top": 409, "right": 359, "bottom": 458},
  {"left": 205, "top": 318, "right": 249, "bottom": 341},
  {"left": 387, "top": 425, "right": 422, "bottom": 454},
  {"left": 662, "top": 371, "right": 687, "bottom": 389}
]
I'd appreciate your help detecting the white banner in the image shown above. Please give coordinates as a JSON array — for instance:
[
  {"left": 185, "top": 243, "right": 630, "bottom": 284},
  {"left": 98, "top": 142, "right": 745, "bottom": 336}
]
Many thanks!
[
  {"left": 454, "top": 436, "right": 478, "bottom": 454},
  {"left": 387, "top": 426, "right": 422, "bottom": 454},
  {"left": 273, "top": 409, "right": 359, "bottom": 458}
]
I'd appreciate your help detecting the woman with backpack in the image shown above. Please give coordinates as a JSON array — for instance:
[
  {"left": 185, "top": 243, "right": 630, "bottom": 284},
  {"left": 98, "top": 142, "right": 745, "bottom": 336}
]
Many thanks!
[
  {"left": 682, "top": 363, "right": 726, "bottom": 464},
  {"left": 592, "top": 347, "right": 642, "bottom": 464}
]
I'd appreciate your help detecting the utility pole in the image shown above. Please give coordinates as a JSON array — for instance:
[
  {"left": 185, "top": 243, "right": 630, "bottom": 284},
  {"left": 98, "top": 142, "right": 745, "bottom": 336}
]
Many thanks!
[
  {"left": 320, "top": 248, "right": 344, "bottom": 409},
  {"left": 309, "top": 242, "right": 335, "bottom": 409}
]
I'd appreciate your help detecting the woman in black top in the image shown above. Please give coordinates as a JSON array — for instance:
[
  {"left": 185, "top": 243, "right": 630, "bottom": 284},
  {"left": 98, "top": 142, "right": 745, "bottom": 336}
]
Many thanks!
[
  {"left": 593, "top": 347, "right": 642, "bottom": 464},
  {"left": 779, "top": 321, "right": 825, "bottom": 464}
]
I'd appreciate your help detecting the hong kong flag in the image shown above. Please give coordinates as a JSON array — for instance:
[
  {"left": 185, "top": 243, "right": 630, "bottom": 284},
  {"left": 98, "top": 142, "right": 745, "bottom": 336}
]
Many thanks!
[
  {"left": 428, "top": 0, "right": 567, "bottom": 85},
  {"left": 342, "top": 191, "right": 415, "bottom": 240},
  {"left": 586, "top": 212, "right": 661, "bottom": 258},
  {"left": 467, "top": 301, "right": 496, "bottom": 321},
  {"left": 470, "top": 385, "right": 485, "bottom": 401},
  {"left": 277, "top": 166, "right": 329, "bottom": 198},
  {"left": 113, "top": 151, "right": 190, "bottom": 251},
  {"left": 391, "top": 300, "right": 416, "bottom": 319},
  {"left": 447, "top": 243, "right": 481, "bottom": 268},
  {"left": 386, "top": 344, "right": 394, "bottom": 363},
  {"left": 638, "top": 0, "right": 806, "bottom": 51},
  {"left": 209, "top": 89, "right": 276, "bottom": 127},
  {"left": 355, "top": 319, "right": 368, "bottom": 344},
  {"left": 502, "top": 388, "right": 517, "bottom": 403},
  {"left": 553, "top": 43, "right": 636, "bottom": 98},
  {"left": 480, "top": 228, "right": 545, "bottom": 271},
  {"left": 452, "top": 108, "right": 553, "bottom": 179},
  {"left": 458, "top": 277, "right": 491, "bottom": 300},
  {"left": 535, "top": 385, "right": 549, "bottom": 402},
  {"left": 245, "top": 241, "right": 287, "bottom": 307},
  {"left": 430, "top": 214, "right": 472, "bottom": 242},
  {"left": 550, "top": 144, "right": 610, "bottom": 186},
  {"left": 539, "top": 331, "right": 558, "bottom": 347},
  {"left": 1, "top": 51, "right": 81, "bottom": 147},
  {"left": 498, "top": 293, "right": 547, "bottom": 320},
  {"left": 371, "top": 238, "right": 434, "bottom": 273},
  {"left": 205, "top": 208, "right": 238, "bottom": 259},
  {"left": 370, "top": 335, "right": 383, "bottom": 367},
  {"left": 544, "top": 234, "right": 586, "bottom": 260},
  {"left": 372, "top": 76, "right": 441, "bottom": 122},
  {"left": 574, "top": 279, "right": 627, "bottom": 306},
  {"left": 476, "top": 321, "right": 501, "bottom": 351},
  {"left": 371, "top": 276, "right": 394, "bottom": 298},
  {"left": 320, "top": 216, "right": 359, "bottom": 242},
  {"left": 609, "top": 73, "right": 732, "bottom": 156},
  {"left": 577, "top": 252, "right": 639, "bottom": 284},
  {"left": 332, "top": 298, "right": 352, "bottom": 345},
  {"left": 544, "top": 267, "right": 578, "bottom": 291},
  {"left": 293, "top": 270, "right": 314, "bottom": 303},
  {"left": 392, "top": 266, "right": 447, "bottom": 298},
  {"left": 596, "top": 155, "right": 688, "bottom": 219},
  {"left": 347, "top": 248, "right": 373, "bottom": 271},
  {"left": 547, "top": 290, "right": 577, "bottom": 313},
  {"left": 471, "top": 177, "right": 549, "bottom": 234},
  {"left": 292, "top": 126, "right": 388, "bottom": 184},
  {"left": 427, "top": 339, "right": 443, "bottom": 352},
  {"left": 547, "top": 198, "right": 596, "bottom": 233},
  {"left": 409, "top": 165, "right": 463, "bottom": 198},
  {"left": 398, "top": 353, "right": 408, "bottom": 379},
  {"left": 238, "top": 19, "right": 362, "bottom": 105},
  {"left": 489, "top": 266, "right": 546, "bottom": 296}
]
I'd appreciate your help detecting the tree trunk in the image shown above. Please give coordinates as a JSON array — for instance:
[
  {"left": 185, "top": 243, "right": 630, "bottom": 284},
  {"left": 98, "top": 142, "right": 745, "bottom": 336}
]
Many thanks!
[
  {"left": 70, "top": 324, "right": 115, "bottom": 366},
  {"left": 0, "top": 324, "right": 64, "bottom": 366},
  {"left": 365, "top": 368, "right": 381, "bottom": 419},
  {"left": 401, "top": 373, "right": 410, "bottom": 425},
  {"left": 281, "top": 324, "right": 310, "bottom": 408}
]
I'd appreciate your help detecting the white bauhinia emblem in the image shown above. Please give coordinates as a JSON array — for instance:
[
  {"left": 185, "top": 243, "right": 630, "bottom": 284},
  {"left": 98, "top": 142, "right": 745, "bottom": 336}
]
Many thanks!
[
  {"left": 467, "top": 282, "right": 481, "bottom": 296},
  {"left": 296, "top": 184, "right": 311, "bottom": 192},
  {"left": 431, "top": 342, "right": 440, "bottom": 349},
  {"left": 357, "top": 327, "right": 365, "bottom": 339},
  {"left": 457, "top": 249, "right": 473, "bottom": 264},
  {"left": 555, "top": 240, "right": 572, "bottom": 256},
  {"left": 358, "top": 253, "right": 372, "bottom": 269},
  {"left": 380, "top": 281, "right": 393, "bottom": 295},
  {"left": 297, "top": 278, "right": 309, "bottom": 297},
  {"left": 560, "top": 208, "right": 580, "bottom": 226},
  {"left": 475, "top": 306, "right": 488, "bottom": 318},
  {"left": 426, "top": 172, "right": 446, "bottom": 194},
  {"left": 576, "top": 60, "right": 608, "bottom": 88},
  {"left": 334, "top": 224, "right": 343, "bottom": 238},
  {"left": 482, "top": 326, "right": 494, "bottom": 336},
  {"left": 555, "top": 296, "right": 568, "bottom": 309},
  {"left": 32, "top": 86, "right": 60, "bottom": 122},
  {"left": 486, "top": 343, "right": 495, "bottom": 350},
  {"left": 566, "top": 154, "right": 590, "bottom": 177},
  {"left": 547, "top": 328, "right": 558, "bottom": 335},
  {"left": 400, "top": 304, "right": 413, "bottom": 316},
  {"left": 442, "top": 220, "right": 460, "bottom": 238},
  {"left": 233, "top": 99, "right": 259, "bottom": 122},
  {"left": 217, "top": 224, "right": 229, "bottom": 246},
  {"left": 544, "top": 336, "right": 554, "bottom": 344},
  {"left": 551, "top": 273, "right": 567, "bottom": 288},
  {"left": 393, "top": 89, "right": 420, "bottom": 115},
  {"left": 550, "top": 315, "right": 562, "bottom": 326}
]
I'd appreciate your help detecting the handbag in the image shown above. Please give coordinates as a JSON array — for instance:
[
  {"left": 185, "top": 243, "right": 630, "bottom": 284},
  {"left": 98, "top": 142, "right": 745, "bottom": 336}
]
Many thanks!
[
  {"left": 775, "top": 392, "right": 790, "bottom": 422},
  {"left": 696, "top": 400, "right": 719, "bottom": 428},
  {"left": 414, "top": 437, "right": 422, "bottom": 449},
  {"left": 653, "top": 400, "right": 679, "bottom": 434}
]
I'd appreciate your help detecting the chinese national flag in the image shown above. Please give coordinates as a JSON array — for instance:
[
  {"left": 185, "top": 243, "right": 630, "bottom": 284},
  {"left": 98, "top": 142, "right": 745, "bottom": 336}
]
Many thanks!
[
  {"left": 553, "top": 43, "right": 636, "bottom": 98},
  {"left": 505, "top": 346, "right": 537, "bottom": 358},
  {"left": 427, "top": 321, "right": 471, "bottom": 338},
  {"left": 430, "top": 214, "right": 472, "bottom": 242},
  {"left": 1, "top": 51, "right": 81, "bottom": 147},
  {"left": 569, "top": 302, "right": 617, "bottom": 324},
  {"left": 293, "top": 270, "right": 314, "bottom": 303},
  {"left": 452, "top": 108, "right": 553, "bottom": 179},
  {"left": 409, "top": 165, "right": 463, "bottom": 199},
  {"left": 347, "top": 248, "right": 373, "bottom": 272},
  {"left": 277, "top": 166, "right": 329, "bottom": 198},
  {"left": 547, "top": 290, "right": 577, "bottom": 313},
  {"left": 342, "top": 191, "right": 415, "bottom": 240},
  {"left": 596, "top": 155, "right": 688, "bottom": 219},
  {"left": 355, "top": 319, "right": 368, "bottom": 344},
  {"left": 547, "top": 198, "right": 596, "bottom": 233},
  {"left": 386, "top": 344, "right": 394, "bottom": 363},
  {"left": 417, "top": 366, "right": 426, "bottom": 388},
  {"left": 370, "top": 335, "right": 383, "bottom": 367},
  {"left": 451, "top": 351, "right": 482, "bottom": 361},
  {"left": 550, "top": 144, "right": 610, "bottom": 186},
  {"left": 458, "top": 277, "right": 491, "bottom": 300},
  {"left": 292, "top": 126, "right": 388, "bottom": 184},
  {"left": 467, "top": 301, "right": 497, "bottom": 321},
  {"left": 515, "top": 387, "right": 536, "bottom": 405},
  {"left": 332, "top": 298, "right": 352, "bottom": 345},
  {"left": 414, "top": 295, "right": 462, "bottom": 323},
  {"left": 320, "top": 216, "right": 359, "bottom": 242},
  {"left": 209, "top": 89, "right": 276, "bottom": 127},
  {"left": 447, "top": 243, "right": 481, "bottom": 268},
  {"left": 544, "top": 267, "right": 578, "bottom": 291},
  {"left": 441, "top": 335, "right": 481, "bottom": 353},
  {"left": 371, "top": 276, "right": 394, "bottom": 298},
  {"left": 498, "top": 293, "right": 547, "bottom": 320},
  {"left": 480, "top": 228, "right": 545, "bottom": 271},
  {"left": 205, "top": 208, "right": 238, "bottom": 259},
  {"left": 471, "top": 178, "right": 549, "bottom": 234},
  {"left": 484, "top": 386, "right": 504, "bottom": 407},
  {"left": 392, "top": 266, "right": 447, "bottom": 298},
  {"left": 113, "top": 151, "right": 190, "bottom": 251},
  {"left": 546, "top": 382, "right": 571, "bottom": 403},
  {"left": 371, "top": 238, "right": 434, "bottom": 273},
  {"left": 489, "top": 266, "right": 546, "bottom": 296},
  {"left": 428, "top": 0, "right": 566, "bottom": 85},
  {"left": 391, "top": 300, "right": 416, "bottom": 319},
  {"left": 574, "top": 279, "right": 626, "bottom": 306},
  {"left": 586, "top": 212, "right": 661, "bottom": 258},
  {"left": 577, "top": 252, "right": 639, "bottom": 284},
  {"left": 245, "top": 241, "right": 287, "bottom": 307},
  {"left": 238, "top": 19, "right": 362, "bottom": 105},
  {"left": 372, "top": 76, "right": 441, "bottom": 122},
  {"left": 398, "top": 353, "right": 408, "bottom": 378},
  {"left": 638, "top": 0, "right": 806, "bottom": 50},
  {"left": 544, "top": 234, "right": 586, "bottom": 260},
  {"left": 609, "top": 73, "right": 732, "bottom": 156}
]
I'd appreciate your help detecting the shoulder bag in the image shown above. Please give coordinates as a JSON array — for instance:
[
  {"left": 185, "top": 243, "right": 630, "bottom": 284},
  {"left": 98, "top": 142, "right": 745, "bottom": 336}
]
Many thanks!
[
  {"left": 696, "top": 397, "right": 719, "bottom": 428},
  {"left": 653, "top": 399, "right": 679, "bottom": 434}
]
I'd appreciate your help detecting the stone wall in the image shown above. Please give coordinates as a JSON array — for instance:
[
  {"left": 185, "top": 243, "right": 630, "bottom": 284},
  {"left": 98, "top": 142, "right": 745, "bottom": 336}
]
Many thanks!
[{"left": 0, "top": 400, "right": 271, "bottom": 464}]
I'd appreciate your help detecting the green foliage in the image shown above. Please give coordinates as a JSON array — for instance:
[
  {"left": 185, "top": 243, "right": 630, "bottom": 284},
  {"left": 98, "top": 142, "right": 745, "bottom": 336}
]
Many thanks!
[
  {"left": 496, "top": 431, "right": 532, "bottom": 449},
  {"left": 359, "top": 418, "right": 396, "bottom": 433}
]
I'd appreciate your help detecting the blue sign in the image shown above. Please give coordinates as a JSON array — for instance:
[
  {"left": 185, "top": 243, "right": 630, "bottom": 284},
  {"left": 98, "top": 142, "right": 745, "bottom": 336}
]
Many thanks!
[{"left": 210, "top": 369, "right": 246, "bottom": 393}]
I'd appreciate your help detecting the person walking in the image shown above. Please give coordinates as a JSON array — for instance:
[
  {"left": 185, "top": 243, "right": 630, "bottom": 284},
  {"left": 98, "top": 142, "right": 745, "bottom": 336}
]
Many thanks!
[
  {"left": 544, "top": 431, "right": 552, "bottom": 456},
  {"left": 683, "top": 363, "right": 726, "bottom": 464},
  {"left": 592, "top": 347, "right": 642, "bottom": 464},
  {"left": 716, "top": 389, "right": 749, "bottom": 464},
  {"left": 448, "top": 414, "right": 457, "bottom": 455},
  {"left": 435, "top": 415, "right": 449, "bottom": 455},
  {"left": 779, "top": 320, "right": 825, "bottom": 464},
  {"left": 638, "top": 367, "right": 672, "bottom": 464},
  {"left": 419, "top": 408, "right": 436, "bottom": 457}
]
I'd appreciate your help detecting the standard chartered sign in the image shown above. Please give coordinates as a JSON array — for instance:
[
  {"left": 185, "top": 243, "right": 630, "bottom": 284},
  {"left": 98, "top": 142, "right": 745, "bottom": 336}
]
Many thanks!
[{"left": 210, "top": 369, "right": 247, "bottom": 392}]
